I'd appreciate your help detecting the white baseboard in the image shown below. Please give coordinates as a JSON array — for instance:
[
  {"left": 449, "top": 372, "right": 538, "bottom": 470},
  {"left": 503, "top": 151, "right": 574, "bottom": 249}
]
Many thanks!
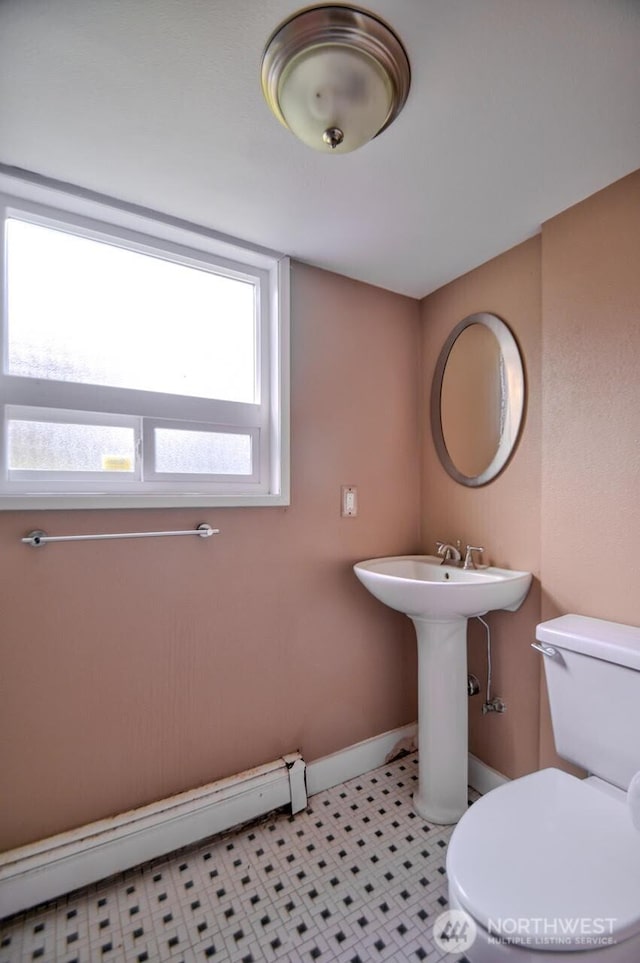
[
  {"left": 305, "top": 723, "right": 508, "bottom": 798},
  {"left": 0, "top": 753, "right": 306, "bottom": 920},
  {"left": 468, "top": 752, "right": 509, "bottom": 795},
  {"left": 306, "top": 723, "right": 418, "bottom": 796}
]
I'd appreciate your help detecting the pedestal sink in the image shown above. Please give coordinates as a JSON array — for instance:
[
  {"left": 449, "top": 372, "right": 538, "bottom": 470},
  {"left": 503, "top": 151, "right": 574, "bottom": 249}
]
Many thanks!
[{"left": 353, "top": 555, "right": 532, "bottom": 824}]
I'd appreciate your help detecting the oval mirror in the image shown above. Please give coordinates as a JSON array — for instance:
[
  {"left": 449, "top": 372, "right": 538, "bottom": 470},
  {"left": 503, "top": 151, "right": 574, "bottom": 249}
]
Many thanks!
[{"left": 431, "top": 312, "right": 525, "bottom": 487}]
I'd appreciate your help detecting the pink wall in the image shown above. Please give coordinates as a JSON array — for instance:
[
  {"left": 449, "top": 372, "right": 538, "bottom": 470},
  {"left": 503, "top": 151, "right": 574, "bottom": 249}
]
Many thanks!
[
  {"left": 538, "top": 169, "right": 640, "bottom": 767},
  {"left": 0, "top": 262, "right": 421, "bottom": 850},
  {"left": 420, "top": 168, "right": 640, "bottom": 780},
  {"left": 421, "top": 238, "right": 543, "bottom": 780},
  {"left": 4, "top": 170, "right": 639, "bottom": 853}
]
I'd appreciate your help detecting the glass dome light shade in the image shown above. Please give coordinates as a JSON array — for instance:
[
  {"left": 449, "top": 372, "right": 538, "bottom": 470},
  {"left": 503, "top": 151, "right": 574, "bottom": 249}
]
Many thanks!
[
  {"left": 261, "top": 5, "right": 410, "bottom": 154},
  {"left": 277, "top": 45, "right": 393, "bottom": 153}
]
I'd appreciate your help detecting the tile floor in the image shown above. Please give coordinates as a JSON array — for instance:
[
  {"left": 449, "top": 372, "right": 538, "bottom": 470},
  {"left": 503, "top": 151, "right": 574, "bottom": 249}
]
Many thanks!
[{"left": 0, "top": 753, "right": 474, "bottom": 963}]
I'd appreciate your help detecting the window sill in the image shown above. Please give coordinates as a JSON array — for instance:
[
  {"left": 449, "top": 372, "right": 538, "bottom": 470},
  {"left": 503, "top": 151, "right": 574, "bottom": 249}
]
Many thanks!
[{"left": 0, "top": 491, "right": 290, "bottom": 511}]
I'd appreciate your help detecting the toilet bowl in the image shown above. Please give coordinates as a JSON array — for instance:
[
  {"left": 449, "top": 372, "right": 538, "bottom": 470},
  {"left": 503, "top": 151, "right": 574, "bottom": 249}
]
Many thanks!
[{"left": 446, "top": 615, "right": 640, "bottom": 961}]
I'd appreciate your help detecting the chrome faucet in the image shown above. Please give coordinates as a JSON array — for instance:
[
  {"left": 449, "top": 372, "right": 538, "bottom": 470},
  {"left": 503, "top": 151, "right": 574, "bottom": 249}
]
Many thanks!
[
  {"left": 436, "top": 540, "right": 462, "bottom": 565},
  {"left": 463, "top": 545, "right": 486, "bottom": 569}
]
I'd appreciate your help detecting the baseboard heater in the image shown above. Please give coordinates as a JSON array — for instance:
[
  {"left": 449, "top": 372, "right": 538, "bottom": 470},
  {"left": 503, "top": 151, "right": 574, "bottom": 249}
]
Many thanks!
[
  {"left": 0, "top": 752, "right": 306, "bottom": 920},
  {"left": 0, "top": 722, "right": 503, "bottom": 920}
]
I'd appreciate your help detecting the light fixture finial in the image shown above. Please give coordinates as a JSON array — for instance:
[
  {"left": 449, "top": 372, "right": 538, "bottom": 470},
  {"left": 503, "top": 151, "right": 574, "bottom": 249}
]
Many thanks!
[{"left": 323, "top": 127, "right": 344, "bottom": 149}]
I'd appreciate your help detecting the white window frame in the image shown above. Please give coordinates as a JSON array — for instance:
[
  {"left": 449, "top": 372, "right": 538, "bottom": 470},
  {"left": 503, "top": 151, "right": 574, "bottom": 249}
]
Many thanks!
[{"left": 0, "top": 170, "right": 290, "bottom": 510}]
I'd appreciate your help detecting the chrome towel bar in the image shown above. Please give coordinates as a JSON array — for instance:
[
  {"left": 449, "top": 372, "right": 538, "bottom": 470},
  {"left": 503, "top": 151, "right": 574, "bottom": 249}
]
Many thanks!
[{"left": 21, "top": 523, "right": 219, "bottom": 548}]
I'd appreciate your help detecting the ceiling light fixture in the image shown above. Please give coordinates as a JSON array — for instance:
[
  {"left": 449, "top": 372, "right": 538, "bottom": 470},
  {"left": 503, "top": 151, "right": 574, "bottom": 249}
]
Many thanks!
[{"left": 261, "top": 4, "right": 411, "bottom": 154}]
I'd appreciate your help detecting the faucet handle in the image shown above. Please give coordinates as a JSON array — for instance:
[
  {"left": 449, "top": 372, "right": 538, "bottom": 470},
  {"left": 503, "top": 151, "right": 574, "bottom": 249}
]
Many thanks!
[
  {"left": 436, "top": 540, "right": 462, "bottom": 563},
  {"left": 463, "top": 545, "right": 486, "bottom": 569}
]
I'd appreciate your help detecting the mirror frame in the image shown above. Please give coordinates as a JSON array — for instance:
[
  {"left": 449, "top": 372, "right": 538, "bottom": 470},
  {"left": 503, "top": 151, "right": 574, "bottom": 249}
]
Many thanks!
[{"left": 430, "top": 312, "right": 525, "bottom": 487}]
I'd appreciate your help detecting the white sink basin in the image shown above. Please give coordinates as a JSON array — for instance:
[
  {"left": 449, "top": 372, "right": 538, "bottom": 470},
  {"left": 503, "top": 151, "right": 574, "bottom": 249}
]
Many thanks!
[
  {"left": 354, "top": 554, "right": 532, "bottom": 621},
  {"left": 353, "top": 553, "right": 532, "bottom": 824}
]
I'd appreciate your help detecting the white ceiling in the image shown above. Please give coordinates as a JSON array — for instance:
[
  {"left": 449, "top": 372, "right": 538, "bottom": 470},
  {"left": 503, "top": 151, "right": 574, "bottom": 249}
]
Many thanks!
[{"left": 1, "top": 0, "right": 639, "bottom": 298}]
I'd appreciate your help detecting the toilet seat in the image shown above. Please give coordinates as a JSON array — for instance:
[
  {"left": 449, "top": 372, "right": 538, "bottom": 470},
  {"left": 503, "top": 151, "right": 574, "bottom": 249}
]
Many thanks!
[{"left": 447, "top": 768, "right": 640, "bottom": 952}]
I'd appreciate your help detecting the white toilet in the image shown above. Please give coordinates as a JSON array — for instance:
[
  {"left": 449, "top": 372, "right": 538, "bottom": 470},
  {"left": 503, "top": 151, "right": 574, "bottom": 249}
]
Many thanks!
[{"left": 446, "top": 614, "right": 640, "bottom": 962}]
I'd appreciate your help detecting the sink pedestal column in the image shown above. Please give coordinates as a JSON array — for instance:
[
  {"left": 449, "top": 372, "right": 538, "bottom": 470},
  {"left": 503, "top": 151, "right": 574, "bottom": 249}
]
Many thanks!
[{"left": 412, "top": 618, "right": 469, "bottom": 824}]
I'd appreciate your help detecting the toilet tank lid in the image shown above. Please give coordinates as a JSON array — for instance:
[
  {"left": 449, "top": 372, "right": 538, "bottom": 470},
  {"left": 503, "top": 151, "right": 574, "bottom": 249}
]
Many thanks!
[{"left": 537, "top": 614, "right": 640, "bottom": 670}]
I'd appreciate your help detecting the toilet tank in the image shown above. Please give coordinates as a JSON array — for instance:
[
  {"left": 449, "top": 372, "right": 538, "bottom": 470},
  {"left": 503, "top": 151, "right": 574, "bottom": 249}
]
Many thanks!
[{"left": 537, "top": 614, "right": 640, "bottom": 791}]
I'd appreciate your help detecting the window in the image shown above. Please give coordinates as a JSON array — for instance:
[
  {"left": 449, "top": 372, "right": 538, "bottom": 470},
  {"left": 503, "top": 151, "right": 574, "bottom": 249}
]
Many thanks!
[{"left": 0, "top": 172, "right": 290, "bottom": 509}]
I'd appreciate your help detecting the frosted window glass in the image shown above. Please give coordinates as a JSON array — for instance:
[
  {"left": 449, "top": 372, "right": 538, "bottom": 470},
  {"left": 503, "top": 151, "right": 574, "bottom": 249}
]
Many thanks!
[
  {"left": 155, "top": 428, "right": 252, "bottom": 475},
  {"left": 9, "top": 420, "right": 135, "bottom": 472},
  {"left": 7, "top": 219, "right": 257, "bottom": 403}
]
